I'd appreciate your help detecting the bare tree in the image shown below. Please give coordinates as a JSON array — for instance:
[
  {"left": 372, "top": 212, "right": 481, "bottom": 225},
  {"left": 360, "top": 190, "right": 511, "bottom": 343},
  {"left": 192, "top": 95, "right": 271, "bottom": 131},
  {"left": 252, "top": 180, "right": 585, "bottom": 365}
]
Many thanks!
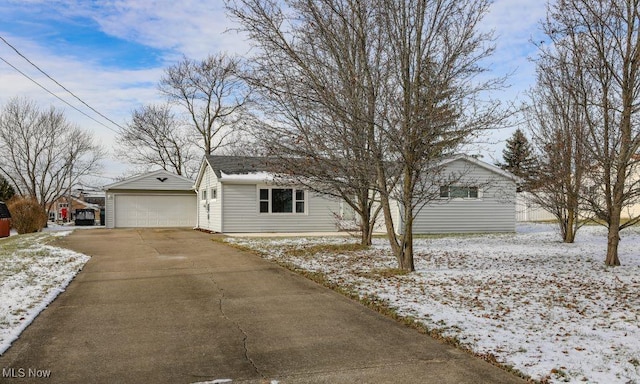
[
  {"left": 0, "top": 97, "right": 104, "bottom": 211},
  {"left": 227, "top": 0, "right": 388, "bottom": 245},
  {"left": 372, "top": 0, "right": 508, "bottom": 271},
  {"left": 526, "top": 45, "right": 592, "bottom": 243},
  {"left": 159, "top": 53, "right": 251, "bottom": 155},
  {"left": 544, "top": 0, "right": 640, "bottom": 265},
  {"left": 117, "top": 104, "right": 198, "bottom": 177},
  {"left": 228, "top": 0, "right": 507, "bottom": 269}
]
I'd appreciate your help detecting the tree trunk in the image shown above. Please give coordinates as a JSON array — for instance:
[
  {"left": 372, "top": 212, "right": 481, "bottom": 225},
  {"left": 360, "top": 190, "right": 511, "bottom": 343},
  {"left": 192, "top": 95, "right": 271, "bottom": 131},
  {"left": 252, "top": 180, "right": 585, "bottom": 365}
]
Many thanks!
[
  {"left": 359, "top": 212, "right": 373, "bottom": 246},
  {"left": 606, "top": 227, "right": 621, "bottom": 266},
  {"left": 398, "top": 211, "right": 415, "bottom": 272},
  {"left": 606, "top": 209, "right": 622, "bottom": 266},
  {"left": 396, "top": 173, "right": 415, "bottom": 272},
  {"left": 564, "top": 208, "right": 576, "bottom": 243}
]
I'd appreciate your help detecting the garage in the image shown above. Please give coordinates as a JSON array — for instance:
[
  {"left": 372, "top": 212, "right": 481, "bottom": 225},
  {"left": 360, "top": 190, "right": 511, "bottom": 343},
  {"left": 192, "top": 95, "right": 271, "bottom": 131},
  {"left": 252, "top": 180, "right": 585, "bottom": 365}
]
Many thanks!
[
  {"left": 114, "top": 194, "right": 195, "bottom": 228},
  {"left": 104, "top": 170, "right": 196, "bottom": 229}
]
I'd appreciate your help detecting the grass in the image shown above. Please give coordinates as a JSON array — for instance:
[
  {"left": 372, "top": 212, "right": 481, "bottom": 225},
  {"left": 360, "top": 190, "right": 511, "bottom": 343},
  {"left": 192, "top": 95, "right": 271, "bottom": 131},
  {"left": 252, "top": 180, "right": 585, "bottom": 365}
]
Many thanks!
[
  {"left": 286, "top": 242, "right": 370, "bottom": 257},
  {"left": 354, "top": 267, "right": 410, "bottom": 279}
]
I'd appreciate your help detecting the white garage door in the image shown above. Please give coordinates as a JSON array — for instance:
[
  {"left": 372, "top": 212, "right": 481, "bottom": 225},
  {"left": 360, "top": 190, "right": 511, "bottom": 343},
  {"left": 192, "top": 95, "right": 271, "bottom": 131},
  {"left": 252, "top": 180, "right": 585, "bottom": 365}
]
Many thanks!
[{"left": 114, "top": 194, "right": 196, "bottom": 228}]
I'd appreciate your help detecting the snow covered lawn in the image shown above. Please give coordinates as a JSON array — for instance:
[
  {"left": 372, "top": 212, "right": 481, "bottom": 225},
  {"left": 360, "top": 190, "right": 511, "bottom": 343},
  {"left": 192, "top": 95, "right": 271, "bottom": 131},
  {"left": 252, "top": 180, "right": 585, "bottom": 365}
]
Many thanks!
[
  {"left": 0, "top": 231, "right": 90, "bottom": 355},
  {"left": 227, "top": 224, "right": 640, "bottom": 384}
]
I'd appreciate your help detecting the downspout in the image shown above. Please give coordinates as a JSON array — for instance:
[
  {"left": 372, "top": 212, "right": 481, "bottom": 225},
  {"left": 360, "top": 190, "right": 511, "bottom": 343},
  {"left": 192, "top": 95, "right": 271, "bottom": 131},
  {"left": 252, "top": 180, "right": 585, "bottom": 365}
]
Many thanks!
[
  {"left": 195, "top": 189, "right": 199, "bottom": 230},
  {"left": 219, "top": 179, "right": 223, "bottom": 234}
]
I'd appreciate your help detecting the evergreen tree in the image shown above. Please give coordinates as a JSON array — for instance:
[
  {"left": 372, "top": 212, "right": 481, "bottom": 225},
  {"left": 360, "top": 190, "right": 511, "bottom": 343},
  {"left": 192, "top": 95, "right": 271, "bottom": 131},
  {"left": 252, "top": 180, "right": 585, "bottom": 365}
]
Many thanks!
[
  {"left": 501, "top": 128, "right": 538, "bottom": 190},
  {"left": 0, "top": 174, "right": 15, "bottom": 202}
]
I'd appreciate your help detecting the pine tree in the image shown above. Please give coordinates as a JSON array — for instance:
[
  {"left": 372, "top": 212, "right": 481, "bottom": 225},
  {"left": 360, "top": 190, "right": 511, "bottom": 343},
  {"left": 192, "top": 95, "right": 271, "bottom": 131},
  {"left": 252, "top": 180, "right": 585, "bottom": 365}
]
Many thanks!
[
  {"left": 501, "top": 128, "right": 538, "bottom": 190},
  {"left": 0, "top": 175, "right": 15, "bottom": 202}
]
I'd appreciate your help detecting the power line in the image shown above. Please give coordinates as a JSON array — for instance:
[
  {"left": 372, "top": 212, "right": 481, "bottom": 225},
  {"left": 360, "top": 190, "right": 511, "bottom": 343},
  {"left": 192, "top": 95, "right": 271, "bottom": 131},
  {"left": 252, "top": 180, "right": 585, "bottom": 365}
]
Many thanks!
[
  {"left": 0, "top": 34, "right": 125, "bottom": 132},
  {"left": 0, "top": 55, "right": 120, "bottom": 134}
]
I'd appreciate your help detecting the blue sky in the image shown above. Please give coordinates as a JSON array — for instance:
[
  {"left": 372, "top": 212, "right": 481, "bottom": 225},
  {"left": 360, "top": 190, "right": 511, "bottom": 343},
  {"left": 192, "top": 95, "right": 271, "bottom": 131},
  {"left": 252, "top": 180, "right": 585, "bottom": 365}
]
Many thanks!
[{"left": 0, "top": 0, "right": 547, "bottom": 182}]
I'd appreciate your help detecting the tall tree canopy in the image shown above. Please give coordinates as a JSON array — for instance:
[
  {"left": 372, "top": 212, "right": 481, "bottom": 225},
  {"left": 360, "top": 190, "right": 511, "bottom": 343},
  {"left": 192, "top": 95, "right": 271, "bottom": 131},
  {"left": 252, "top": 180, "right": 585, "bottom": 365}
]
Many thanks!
[
  {"left": 228, "top": 0, "right": 508, "bottom": 270},
  {"left": 159, "top": 53, "right": 252, "bottom": 155},
  {"left": 500, "top": 128, "right": 538, "bottom": 190},
  {"left": 542, "top": 0, "right": 640, "bottom": 266},
  {"left": 0, "top": 174, "right": 15, "bottom": 202},
  {"left": 117, "top": 104, "right": 198, "bottom": 178},
  {"left": 526, "top": 46, "right": 592, "bottom": 243},
  {"left": 0, "top": 97, "right": 104, "bottom": 210}
]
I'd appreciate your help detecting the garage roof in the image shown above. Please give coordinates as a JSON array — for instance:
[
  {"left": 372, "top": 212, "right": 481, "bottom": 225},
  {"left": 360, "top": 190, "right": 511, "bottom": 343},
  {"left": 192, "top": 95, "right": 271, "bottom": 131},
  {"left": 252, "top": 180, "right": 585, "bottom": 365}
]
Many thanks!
[{"left": 104, "top": 169, "right": 195, "bottom": 192}]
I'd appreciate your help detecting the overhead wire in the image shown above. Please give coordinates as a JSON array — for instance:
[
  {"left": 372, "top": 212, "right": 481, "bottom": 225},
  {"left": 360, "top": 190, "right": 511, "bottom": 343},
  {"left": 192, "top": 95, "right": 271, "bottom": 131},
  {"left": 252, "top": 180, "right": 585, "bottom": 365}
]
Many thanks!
[
  {"left": 0, "top": 55, "right": 121, "bottom": 134},
  {"left": 0, "top": 34, "right": 125, "bottom": 133}
]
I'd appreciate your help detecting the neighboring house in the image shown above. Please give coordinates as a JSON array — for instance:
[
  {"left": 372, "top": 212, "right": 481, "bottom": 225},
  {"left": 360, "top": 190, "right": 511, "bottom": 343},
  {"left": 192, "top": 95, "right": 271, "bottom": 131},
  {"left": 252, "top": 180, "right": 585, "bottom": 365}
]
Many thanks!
[
  {"left": 515, "top": 160, "right": 640, "bottom": 222},
  {"left": 104, "top": 169, "right": 196, "bottom": 228},
  {"left": 515, "top": 192, "right": 557, "bottom": 222},
  {"left": 194, "top": 155, "right": 517, "bottom": 234},
  {"left": 48, "top": 188, "right": 105, "bottom": 225}
]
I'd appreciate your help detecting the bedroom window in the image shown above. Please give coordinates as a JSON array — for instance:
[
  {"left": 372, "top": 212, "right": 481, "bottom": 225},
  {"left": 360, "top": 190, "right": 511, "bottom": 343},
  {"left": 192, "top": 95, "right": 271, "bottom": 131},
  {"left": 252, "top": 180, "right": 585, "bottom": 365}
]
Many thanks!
[
  {"left": 258, "top": 188, "right": 306, "bottom": 213},
  {"left": 440, "top": 186, "right": 479, "bottom": 199}
]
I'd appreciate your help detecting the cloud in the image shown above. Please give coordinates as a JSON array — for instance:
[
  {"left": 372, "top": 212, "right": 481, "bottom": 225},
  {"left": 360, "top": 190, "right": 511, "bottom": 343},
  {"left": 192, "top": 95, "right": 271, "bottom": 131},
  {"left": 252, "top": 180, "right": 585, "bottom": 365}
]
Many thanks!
[
  {"left": 40, "top": 0, "right": 251, "bottom": 60},
  {"left": 0, "top": 31, "right": 165, "bottom": 180},
  {"left": 482, "top": 0, "right": 548, "bottom": 95},
  {"left": 0, "top": 0, "right": 550, "bottom": 178}
]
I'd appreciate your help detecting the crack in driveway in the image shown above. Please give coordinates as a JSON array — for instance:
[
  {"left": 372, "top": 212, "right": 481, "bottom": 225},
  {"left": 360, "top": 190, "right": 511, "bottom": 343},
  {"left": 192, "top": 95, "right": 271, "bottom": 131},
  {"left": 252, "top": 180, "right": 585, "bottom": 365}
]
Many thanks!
[{"left": 209, "top": 275, "right": 264, "bottom": 381}]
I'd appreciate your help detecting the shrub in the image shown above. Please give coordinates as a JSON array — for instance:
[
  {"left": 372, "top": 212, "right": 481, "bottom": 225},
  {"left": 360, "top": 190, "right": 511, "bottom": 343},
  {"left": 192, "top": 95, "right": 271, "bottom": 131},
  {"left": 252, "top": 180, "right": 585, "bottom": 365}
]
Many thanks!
[{"left": 7, "top": 196, "right": 48, "bottom": 234}]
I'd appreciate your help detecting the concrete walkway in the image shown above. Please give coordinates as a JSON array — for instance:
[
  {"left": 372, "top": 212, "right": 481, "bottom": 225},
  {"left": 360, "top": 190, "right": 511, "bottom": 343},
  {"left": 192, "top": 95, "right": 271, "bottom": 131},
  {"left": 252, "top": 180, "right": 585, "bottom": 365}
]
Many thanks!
[{"left": 0, "top": 228, "right": 526, "bottom": 383}]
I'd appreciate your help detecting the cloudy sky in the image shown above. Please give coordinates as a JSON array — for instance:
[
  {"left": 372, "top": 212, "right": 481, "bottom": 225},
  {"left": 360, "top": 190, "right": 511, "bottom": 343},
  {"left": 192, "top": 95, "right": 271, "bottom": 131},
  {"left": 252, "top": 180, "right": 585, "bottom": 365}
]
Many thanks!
[{"left": 0, "top": 0, "right": 547, "bottom": 184}]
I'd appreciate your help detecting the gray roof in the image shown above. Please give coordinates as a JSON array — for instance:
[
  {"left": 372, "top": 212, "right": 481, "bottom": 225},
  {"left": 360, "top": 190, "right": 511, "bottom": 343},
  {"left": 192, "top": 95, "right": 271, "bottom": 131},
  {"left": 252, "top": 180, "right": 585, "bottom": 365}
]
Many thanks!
[{"left": 206, "top": 155, "right": 277, "bottom": 178}]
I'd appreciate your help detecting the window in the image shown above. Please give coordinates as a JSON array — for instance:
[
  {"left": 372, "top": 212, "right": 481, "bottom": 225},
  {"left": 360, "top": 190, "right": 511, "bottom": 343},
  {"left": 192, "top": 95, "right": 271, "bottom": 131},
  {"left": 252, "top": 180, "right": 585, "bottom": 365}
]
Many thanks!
[
  {"left": 258, "top": 188, "right": 306, "bottom": 213},
  {"left": 201, "top": 189, "right": 207, "bottom": 200},
  {"left": 295, "top": 190, "right": 305, "bottom": 213},
  {"left": 440, "top": 186, "right": 479, "bottom": 199},
  {"left": 259, "top": 189, "right": 269, "bottom": 213},
  {"left": 211, "top": 188, "right": 217, "bottom": 200}
]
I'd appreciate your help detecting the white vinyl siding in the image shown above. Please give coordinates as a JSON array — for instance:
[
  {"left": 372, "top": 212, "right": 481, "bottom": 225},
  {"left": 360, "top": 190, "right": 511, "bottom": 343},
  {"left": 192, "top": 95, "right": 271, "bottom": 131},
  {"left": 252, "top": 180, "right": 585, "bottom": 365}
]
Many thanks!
[
  {"left": 409, "top": 159, "right": 516, "bottom": 234},
  {"left": 104, "top": 170, "right": 196, "bottom": 229},
  {"left": 222, "top": 184, "right": 340, "bottom": 232},
  {"left": 196, "top": 165, "right": 222, "bottom": 232},
  {"left": 106, "top": 171, "right": 194, "bottom": 191}
]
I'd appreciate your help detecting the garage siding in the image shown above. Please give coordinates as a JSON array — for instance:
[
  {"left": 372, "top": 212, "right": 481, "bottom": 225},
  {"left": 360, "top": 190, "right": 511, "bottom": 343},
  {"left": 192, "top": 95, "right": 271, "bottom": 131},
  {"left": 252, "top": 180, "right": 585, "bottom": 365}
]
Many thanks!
[
  {"left": 104, "top": 170, "right": 196, "bottom": 229},
  {"left": 222, "top": 184, "right": 341, "bottom": 233}
]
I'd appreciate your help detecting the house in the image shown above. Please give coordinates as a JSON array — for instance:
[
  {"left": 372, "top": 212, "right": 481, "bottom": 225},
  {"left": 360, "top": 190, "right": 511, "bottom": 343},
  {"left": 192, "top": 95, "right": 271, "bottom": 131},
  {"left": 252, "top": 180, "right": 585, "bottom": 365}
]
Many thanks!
[
  {"left": 515, "top": 192, "right": 557, "bottom": 222},
  {"left": 194, "top": 155, "right": 341, "bottom": 233},
  {"left": 194, "top": 155, "right": 517, "bottom": 234},
  {"left": 400, "top": 155, "right": 517, "bottom": 233},
  {"left": 48, "top": 188, "right": 104, "bottom": 225},
  {"left": 104, "top": 169, "right": 196, "bottom": 228}
]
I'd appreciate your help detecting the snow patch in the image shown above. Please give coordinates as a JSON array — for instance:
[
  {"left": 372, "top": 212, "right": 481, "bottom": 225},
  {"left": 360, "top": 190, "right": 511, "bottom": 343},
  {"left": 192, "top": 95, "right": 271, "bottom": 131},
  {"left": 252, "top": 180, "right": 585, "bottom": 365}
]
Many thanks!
[{"left": 0, "top": 231, "right": 90, "bottom": 355}]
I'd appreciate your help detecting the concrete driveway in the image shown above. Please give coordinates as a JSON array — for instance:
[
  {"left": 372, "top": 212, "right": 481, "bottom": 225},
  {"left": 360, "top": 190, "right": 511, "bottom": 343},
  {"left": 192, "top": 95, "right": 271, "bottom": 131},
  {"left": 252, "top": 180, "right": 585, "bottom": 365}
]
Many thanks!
[{"left": 0, "top": 228, "right": 526, "bottom": 383}]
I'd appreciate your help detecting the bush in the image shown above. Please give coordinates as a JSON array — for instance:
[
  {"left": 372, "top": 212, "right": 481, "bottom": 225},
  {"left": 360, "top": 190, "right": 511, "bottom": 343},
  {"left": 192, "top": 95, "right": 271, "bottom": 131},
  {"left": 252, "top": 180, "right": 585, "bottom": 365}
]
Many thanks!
[{"left": 7, "top": 196, "right": 48, "bottom": 234}]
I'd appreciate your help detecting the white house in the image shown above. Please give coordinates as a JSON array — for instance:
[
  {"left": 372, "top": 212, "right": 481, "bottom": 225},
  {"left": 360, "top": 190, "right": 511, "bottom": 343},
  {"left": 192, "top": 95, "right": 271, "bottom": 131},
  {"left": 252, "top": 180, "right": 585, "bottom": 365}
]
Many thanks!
[
  {"left": 104, "top": 169, "right": 196, "bottom": 228},
  {"left": 402, "top": 155, "right": 517, "bottom": 233},
  {"left": 194, "top": 156, "right": 341, "bottom": 233},
  {"left": 194, "top": 155, "right": 517, "bottom": 234}
]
